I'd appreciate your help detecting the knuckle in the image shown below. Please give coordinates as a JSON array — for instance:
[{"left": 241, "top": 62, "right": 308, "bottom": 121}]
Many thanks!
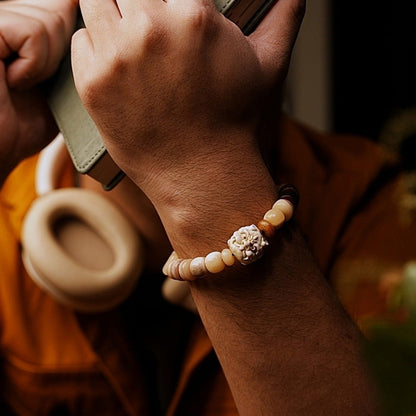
[
  {"left": 21, "top": 59, "right": 43, "bottom": 81},
  {"left": 183, "top": 5, "right": 216, "bottom": 34},
  {"left": 77, "top": 57, "right": 122, "bottom": 109},
  {"left": 138, "top": 17, "right": 168, "bottom": 52},
  {"left": 30, "top": 19, "right": 48, "bottom": 44},
  {"left": 47, "top": 10, "right": 67, "bottom": 40},
  {"left": 78, "top": 83, "right": 95, "bottom": 108},
  {"left": 65, "top": 0, "right": 79, "bottom": 13},
  {"left": 77, "top": 76, "right": 102, "bottom": 110},
  {"left": 74, "top": 67, "right": 104, "bottom": 109}
]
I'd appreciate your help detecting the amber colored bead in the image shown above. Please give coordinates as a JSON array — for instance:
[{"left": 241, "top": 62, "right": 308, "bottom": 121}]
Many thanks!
[
  {"left": 264, "top": 208, "right": 285, "bottom": 228},
  {"left": 257, "top": 219, "right": 276, "bottom": 239},
  {"left": 272, "top": 199, "right": 294, "bottom": 220}
]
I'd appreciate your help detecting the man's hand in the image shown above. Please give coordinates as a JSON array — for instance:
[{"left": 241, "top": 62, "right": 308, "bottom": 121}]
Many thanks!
[
  {"left": 0, "top": 0, "right": 78, "bottom": 185},
  {"left": 72, "top": 0, "right": 305, "bottom": 203},
  {"left": 0, "top": 62, "right": 57, "bottom": 185},
  {"left": 71, "top": 4, "right": 381, "bottom": 415},
  {"left": 0, "top": 0, "right": 78, "bottom": 89}
]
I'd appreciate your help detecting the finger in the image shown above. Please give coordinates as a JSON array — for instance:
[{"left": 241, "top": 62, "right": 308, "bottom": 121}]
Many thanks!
[
  {"left": 71, "top": 27, "right": 94, "bottom": 92},
  {"left": 13, "top": 0, "right": 80, "bottom": 41},
  {"left": 116, "top": 0, "right": 165, "bottom": 17},
  {"left": 0, "top": 3, "right": 72, "bottom": 88},
  {"left": 0, "top": 12, "right": 49, "bottom": 88},
  {"left": 57, "top": 0, "right": 80, "bottom": 44},
  {"left": 167, "top": 0, "right": 217, "bottom": 16},
  {"left": 249, "top": 0, "right": 305, "bottom": 79},
  {"left": 79, "top": 0, "right": 121, "bottom": 42},
  {"left": 0, "top": 0, "right": 76, "bottom": 43},
  {"left": 115, "top": 0, "right": 141, "bottom": 17},
  {"left": 6, "top": 39, "right": 49, "bottom": 89}
]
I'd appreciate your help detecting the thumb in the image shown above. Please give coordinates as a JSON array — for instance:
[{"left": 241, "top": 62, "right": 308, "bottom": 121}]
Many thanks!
[{"left": 249, "top": 0, "right": 305, "bottom": 82}]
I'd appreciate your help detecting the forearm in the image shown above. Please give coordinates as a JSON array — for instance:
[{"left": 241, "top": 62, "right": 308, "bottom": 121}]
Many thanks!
[
  {"left": 190, "top": 230, "right": 377, "bottom": 415},
  {"left": 67, "top": 0, "right": 374, "bottom": 410},
  {"left": 157, "top": 156, "right": 378, "bottom": 415}
]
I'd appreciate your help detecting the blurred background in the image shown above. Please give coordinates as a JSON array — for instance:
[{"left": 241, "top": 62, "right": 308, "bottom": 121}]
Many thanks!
[
  {"left": 286, "top": 5, "right": 416, "bottom": 414},
  {"left": 287, "top": 1, "right": 416, "bottom": 156}
]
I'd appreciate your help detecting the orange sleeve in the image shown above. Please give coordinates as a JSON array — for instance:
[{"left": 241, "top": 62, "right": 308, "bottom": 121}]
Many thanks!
[
  {"left": 276, "top": 117, "right": 416, "bottom": 330},
  {"left": 330, "top": 163, "right": 416, "bottom": 329}
]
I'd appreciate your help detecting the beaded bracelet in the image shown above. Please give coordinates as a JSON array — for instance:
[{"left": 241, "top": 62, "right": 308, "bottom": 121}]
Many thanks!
[{"left": 162, "top": 184, "right": 299, "bottom": 281}]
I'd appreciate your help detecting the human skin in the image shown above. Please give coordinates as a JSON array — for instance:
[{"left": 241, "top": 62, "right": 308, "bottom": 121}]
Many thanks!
[
  {"left": 0, "top": 0, "right": 78, "bottom": 186},
  {"left": 71, "top": 0, "right": 379, "bottom": 414},
  {"left": 0, "top": 0, "right": 379, "bottom": 413}
]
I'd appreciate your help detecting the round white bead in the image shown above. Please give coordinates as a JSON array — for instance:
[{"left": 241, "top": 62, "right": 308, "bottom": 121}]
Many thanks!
[
  {"left": 190, "top": 257, "right": 208, "bottom": 277},
  {"left": 205, "top": 251, "right": 225, "bottom": 274}
]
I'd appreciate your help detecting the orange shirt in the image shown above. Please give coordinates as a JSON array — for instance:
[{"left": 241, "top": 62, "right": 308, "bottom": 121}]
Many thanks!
[{"left": 1, "top": 118, "right": 415, "bottom": 415}]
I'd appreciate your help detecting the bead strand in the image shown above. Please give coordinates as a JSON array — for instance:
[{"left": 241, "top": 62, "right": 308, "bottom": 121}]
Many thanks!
[{"left": 162, "top": 184, "right": 299, "bottom": 281}]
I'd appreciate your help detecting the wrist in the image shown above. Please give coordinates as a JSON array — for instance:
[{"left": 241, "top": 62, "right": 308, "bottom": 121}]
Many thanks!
[
  {"left": 163, "top": 185, "right": 298, "bottom": 281},
  {"left": 154, "top": 152, "right": 279, "bottom": 258}
]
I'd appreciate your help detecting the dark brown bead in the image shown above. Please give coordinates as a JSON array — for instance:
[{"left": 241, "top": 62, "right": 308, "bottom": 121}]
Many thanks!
[{"left": 278, "top": 184, "right": 299, "bottom": 208}]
